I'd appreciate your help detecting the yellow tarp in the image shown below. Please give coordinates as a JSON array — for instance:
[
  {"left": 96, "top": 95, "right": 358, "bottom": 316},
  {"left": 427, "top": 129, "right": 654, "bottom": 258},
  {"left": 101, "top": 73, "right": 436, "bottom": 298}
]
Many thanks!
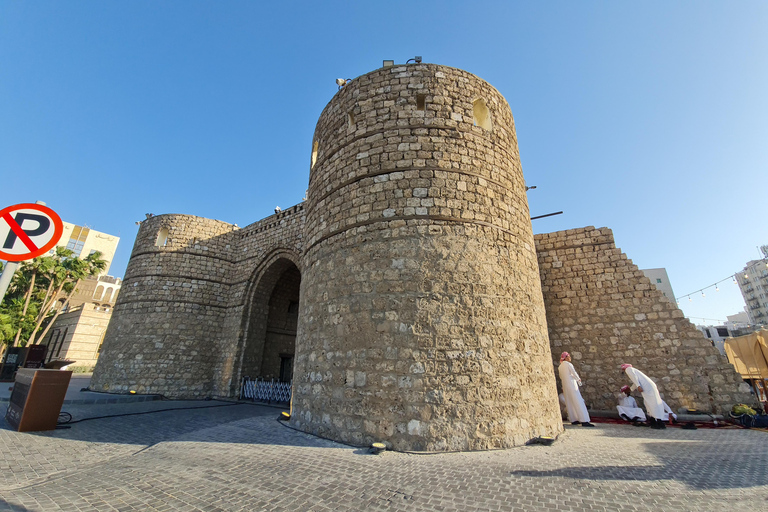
[{"left": 724, "top": 330, "right": 768, "bottom": 380}]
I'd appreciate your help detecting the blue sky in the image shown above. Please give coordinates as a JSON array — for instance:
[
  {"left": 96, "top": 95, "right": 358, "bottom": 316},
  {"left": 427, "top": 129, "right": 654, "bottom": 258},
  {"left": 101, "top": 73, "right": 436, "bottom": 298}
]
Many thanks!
[{"left": 1, "top": 1, "right": 766, "bottom": 324}]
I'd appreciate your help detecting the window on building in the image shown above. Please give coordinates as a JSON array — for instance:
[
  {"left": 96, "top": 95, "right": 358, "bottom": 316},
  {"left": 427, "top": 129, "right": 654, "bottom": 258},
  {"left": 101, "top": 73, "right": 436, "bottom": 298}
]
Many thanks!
[
  {"left": 348, "top": 111, "right": 356, "bottom": 129},
  {"left": 416, "top": 94, "right": 426, "bottom": 111},
  {"left": 56, "top": 328, "right": 68, "bottom": 357},
  {"left": 716, "top": 327, "right": 729, "bottom": 337},
  {"left": 656, "top": 278, "right": 662, "bottom": 284},
  {"left": 155, "top": 228, "right": 169, "bottom": 247},
  {"left": 472, "top": 98, "right": 492, "bottom": 131},
  {"left": 703, "top": 328, "right": 712, "bottom": 338},
  {"left": 65, "top": 226, "right": 90, "bottom": 257},
  {"left": 311, "top": 141, "right": 318, "bottom": 168}
]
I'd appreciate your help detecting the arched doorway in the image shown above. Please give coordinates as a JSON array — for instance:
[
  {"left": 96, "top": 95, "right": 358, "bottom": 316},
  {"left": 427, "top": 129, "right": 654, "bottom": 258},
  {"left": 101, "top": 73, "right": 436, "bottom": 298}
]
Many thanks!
[{"left": 239, "top": 256, "right": 301, "bottom": 385}]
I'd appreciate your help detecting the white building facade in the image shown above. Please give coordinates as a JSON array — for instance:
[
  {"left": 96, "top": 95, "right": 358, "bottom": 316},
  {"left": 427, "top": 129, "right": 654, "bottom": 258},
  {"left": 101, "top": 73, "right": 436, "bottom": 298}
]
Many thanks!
[
  {"left": 737, "top": 255, "right": 768, "bottom": 325},
  {"left": 641, "top": 268, "right": 676, "bottom": 304}
]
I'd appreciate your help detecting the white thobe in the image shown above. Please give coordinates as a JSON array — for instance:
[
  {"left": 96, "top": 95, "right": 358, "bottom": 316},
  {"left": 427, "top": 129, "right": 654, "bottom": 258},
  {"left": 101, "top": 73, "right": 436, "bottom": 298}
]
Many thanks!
[
  {"left": 660, "top": 400, "right": 677, "bottom": 422},
  {"left": 624, "top": 367, "right": 664, "bottom": 420},
  {"left": 616, "top": 395, "right": 646, "bottom": 421},
  {"left": 558, "top": 361, "right": 590, "bottom": 423}
]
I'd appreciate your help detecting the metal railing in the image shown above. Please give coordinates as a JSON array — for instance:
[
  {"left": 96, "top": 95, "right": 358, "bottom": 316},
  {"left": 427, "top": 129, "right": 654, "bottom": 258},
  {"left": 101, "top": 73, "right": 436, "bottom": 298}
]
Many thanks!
[{"left": 240, "top": 377, "right": 292, "bottom": 403}]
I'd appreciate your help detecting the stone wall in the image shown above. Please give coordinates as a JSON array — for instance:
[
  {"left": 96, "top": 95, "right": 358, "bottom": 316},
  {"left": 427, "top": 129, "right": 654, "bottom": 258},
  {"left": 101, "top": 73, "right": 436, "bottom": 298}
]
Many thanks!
[
  {"left": 293, "top": 64, "right": 562, "bottom": 451},
  {"left": 91, "top": 62, "right": 754, "bottom": 453},
  {"left": 91, "top": 206, "right": 306, "bottom": 397},
  {"left": 535, "top": 226, "right": 752, "bottom": 413}
]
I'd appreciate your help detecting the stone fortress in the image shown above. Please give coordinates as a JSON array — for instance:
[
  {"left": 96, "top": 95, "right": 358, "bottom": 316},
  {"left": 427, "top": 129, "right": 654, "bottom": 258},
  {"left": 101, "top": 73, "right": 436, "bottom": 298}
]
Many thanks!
[{"left": 91, "top": 63, "right": 751, "bottom": 452}]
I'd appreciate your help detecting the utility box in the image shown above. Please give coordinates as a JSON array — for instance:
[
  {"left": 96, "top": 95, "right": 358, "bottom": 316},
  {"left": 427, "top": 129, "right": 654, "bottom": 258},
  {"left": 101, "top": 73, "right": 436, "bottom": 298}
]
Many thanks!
[
  {"left": 22, "top": 345, "right": 47, "bottom": 369},
  {"left": 5, "top": 369, "right": 72, "bottom": 432},
  {"left": 0, "top": 347, "right": 28, "bottom": 382}
]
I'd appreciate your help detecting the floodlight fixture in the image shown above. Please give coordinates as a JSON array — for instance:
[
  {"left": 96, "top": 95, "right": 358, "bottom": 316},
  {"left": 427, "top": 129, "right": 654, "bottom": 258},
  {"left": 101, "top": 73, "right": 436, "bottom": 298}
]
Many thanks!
[{"left": 382, "top": 59, "right": 394, "bottom": 67}]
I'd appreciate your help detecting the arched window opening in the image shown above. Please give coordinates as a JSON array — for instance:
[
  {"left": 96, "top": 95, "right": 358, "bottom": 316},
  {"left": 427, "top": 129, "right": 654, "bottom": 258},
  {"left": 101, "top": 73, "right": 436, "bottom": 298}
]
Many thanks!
[
  {"left": 155, "top": 228, "right": 169, "bottom": 247},
  {"left": 94, "top": 285, "right": 104, "bottom": 301},
  {"left": 311, "top": 141, "right": 318, "bottom": 169},
  {"left": 472, "top": 98, "right": 493, "bottom": 131},
  {"left": 348, "top": 111, "right": 356, "bottom": 129},
  {"left": 103, "top": 288, "right": 113, "bottom": 303}
]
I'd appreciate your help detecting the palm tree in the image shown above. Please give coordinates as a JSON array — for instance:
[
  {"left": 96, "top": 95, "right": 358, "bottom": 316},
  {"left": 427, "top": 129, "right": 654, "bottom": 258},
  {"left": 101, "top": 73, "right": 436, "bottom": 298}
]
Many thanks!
[
  {"left": 25, "top": 248, "right": 73, "bottom": 345},
  {"left": 12, "top": 256, "right": 55, "bottom": 346},
  {"left": 34, "top": 251, "right": 108, "bottom": 346},
  {"left": 0, "top": 312, "right": 14, "bottom": 345}
]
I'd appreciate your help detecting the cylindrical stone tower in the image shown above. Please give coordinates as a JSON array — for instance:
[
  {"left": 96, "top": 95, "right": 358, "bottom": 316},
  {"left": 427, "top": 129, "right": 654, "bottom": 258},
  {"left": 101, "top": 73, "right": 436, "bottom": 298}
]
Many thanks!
[
  {"left": 91, "top": 214, "right": 237, "bottom": 397},
  {"left": 292, "top": 63, "right": 562, "bottom": 451}
]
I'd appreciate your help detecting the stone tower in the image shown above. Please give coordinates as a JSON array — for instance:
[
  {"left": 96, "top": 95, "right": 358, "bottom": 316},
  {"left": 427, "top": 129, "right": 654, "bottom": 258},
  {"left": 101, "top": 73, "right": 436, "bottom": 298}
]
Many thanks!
[{"left": 291, "top": 64, "right": 562, "bottom": 451}]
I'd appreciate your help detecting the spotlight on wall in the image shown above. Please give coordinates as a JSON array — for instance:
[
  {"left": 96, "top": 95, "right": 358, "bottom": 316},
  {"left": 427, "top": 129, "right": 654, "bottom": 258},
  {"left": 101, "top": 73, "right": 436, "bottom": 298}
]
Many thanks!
[
  {"left": 382, "top": 59, "right": 394, "bottom": 67},
  {"left": 275, "top": 206, "right": 282, "bottom": 214},
  {"left": 406, "top": 56, "right": 423, "bottom": 64},
  {"left": 525, "top": 185, "right": 537, "bottom": 191},
  {"left": 145, "top": 213, "right": 154, "bottom": 219}
]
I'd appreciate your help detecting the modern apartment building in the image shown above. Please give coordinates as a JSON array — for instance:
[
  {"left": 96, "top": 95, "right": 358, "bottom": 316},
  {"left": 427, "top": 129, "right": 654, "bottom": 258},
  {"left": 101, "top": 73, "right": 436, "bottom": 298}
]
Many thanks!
[
  {"left": 641, "top": 268, "right": 676, "bottom": 304},
  {"left": 737, "top": 256, "right": 768, "bottom": 325}
]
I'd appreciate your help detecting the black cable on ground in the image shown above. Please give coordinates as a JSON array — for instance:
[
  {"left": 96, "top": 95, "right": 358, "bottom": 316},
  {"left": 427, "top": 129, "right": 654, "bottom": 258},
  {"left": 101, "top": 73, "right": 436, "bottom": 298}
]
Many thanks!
[{"left": 57, "top": 401, "right": 242, "bottom": 425}]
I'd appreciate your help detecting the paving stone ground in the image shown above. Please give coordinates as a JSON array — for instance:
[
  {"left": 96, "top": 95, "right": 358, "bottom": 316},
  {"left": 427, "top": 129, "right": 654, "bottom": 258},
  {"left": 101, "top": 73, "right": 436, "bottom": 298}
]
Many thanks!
[{"left": 0, "top": 400, "right": 766, "bottom": 511}]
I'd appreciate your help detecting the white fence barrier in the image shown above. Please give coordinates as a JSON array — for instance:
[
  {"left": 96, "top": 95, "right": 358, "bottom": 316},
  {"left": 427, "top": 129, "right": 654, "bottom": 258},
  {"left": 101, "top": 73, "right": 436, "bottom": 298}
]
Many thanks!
[{"left": 240, "top": 377, "right": 292, "bottom": 403}]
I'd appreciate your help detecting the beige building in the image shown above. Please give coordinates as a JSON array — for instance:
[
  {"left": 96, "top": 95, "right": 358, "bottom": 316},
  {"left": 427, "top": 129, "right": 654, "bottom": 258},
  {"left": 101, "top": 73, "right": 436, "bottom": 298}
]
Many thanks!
[
  {"left": 45, "top": 222, "right": 119, "bottom": 276},
  {"left": 42, "top": 276, "right": 122, "bottom": 369},
  {"left": 40, "top": 220, "right": 122, "bottom": 368}
]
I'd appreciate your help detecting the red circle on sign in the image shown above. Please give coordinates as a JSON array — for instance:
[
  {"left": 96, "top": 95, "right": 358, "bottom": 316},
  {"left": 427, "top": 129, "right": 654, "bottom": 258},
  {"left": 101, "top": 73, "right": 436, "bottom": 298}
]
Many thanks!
[{"left": 0, "top": 203, "right": 64, "bottom": 262}]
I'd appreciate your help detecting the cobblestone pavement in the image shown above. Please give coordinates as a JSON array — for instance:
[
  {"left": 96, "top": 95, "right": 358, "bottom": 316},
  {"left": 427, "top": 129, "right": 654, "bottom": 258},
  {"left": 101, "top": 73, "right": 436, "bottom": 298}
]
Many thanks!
[{"left": 1, "top": 400, "right": 767, "bottom": 512}]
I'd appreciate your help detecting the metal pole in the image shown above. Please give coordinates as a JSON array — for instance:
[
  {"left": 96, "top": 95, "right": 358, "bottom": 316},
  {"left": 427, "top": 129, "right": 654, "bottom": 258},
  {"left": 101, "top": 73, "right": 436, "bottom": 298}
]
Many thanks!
[
  {"left": 530, "top": 211, "right": 564, "bottom": 221},
  {"left": 0, "top": 261, "right": 20, "bottom": 306}
]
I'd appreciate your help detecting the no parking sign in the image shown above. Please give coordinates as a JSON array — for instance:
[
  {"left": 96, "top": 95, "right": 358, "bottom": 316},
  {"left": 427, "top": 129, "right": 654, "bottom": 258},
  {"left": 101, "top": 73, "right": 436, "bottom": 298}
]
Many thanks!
[{"left": 0, "top": 203, "right": 64, "bottom": 262}]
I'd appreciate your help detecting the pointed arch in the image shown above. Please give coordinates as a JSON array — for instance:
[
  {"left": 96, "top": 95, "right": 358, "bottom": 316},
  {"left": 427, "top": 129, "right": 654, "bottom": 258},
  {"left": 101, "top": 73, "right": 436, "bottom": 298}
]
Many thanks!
[{"left": 231, "top": 249, "right": 302, "bottom": 395}]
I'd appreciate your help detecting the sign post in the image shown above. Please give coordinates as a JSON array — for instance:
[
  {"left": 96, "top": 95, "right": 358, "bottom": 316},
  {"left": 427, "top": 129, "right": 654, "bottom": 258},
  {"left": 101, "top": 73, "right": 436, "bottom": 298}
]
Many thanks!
[{"left": 0, "top": 202, "right": 63, "bottom": 305}]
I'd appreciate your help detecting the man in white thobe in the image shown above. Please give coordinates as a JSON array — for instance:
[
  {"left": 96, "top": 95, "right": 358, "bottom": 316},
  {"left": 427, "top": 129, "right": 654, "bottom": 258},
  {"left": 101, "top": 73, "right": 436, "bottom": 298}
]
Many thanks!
[
  {"left": 660, "top": 400, "right": 678, "bottom": 424},
  {"left": 621, "top": 364, "right": 666, "bottom": 429},
  {"left": 617, "top": 385, "right": 647, "bottom": 423},
  {"left": 558, "top": 352, "right": 594, "bottom": 427}
]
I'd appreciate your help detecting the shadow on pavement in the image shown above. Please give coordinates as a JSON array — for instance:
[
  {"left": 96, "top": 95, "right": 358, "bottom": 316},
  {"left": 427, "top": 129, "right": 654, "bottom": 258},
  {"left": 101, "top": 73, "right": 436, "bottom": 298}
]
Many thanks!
[
  {"left": 512, "top": 435, "right": 768, "bottom": 490},
  {"left": 0, "top": 400, "right": 344, "bottom": 450}
]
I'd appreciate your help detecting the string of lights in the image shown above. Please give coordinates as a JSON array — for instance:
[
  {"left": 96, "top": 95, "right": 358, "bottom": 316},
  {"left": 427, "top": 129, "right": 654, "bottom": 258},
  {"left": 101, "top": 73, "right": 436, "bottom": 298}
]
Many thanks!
[
  {"left": 686, "top": 316, "right": 727, "bottom": 324},
  {"left": 675, "top": 258, "right": 768, "bottom": 304}
]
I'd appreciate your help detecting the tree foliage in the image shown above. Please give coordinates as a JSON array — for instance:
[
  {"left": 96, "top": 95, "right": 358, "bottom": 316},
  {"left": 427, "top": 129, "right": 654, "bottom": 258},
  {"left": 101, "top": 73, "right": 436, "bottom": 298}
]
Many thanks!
[{"left": 0, "top": 248, "right": 107, "bottom": 348}]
